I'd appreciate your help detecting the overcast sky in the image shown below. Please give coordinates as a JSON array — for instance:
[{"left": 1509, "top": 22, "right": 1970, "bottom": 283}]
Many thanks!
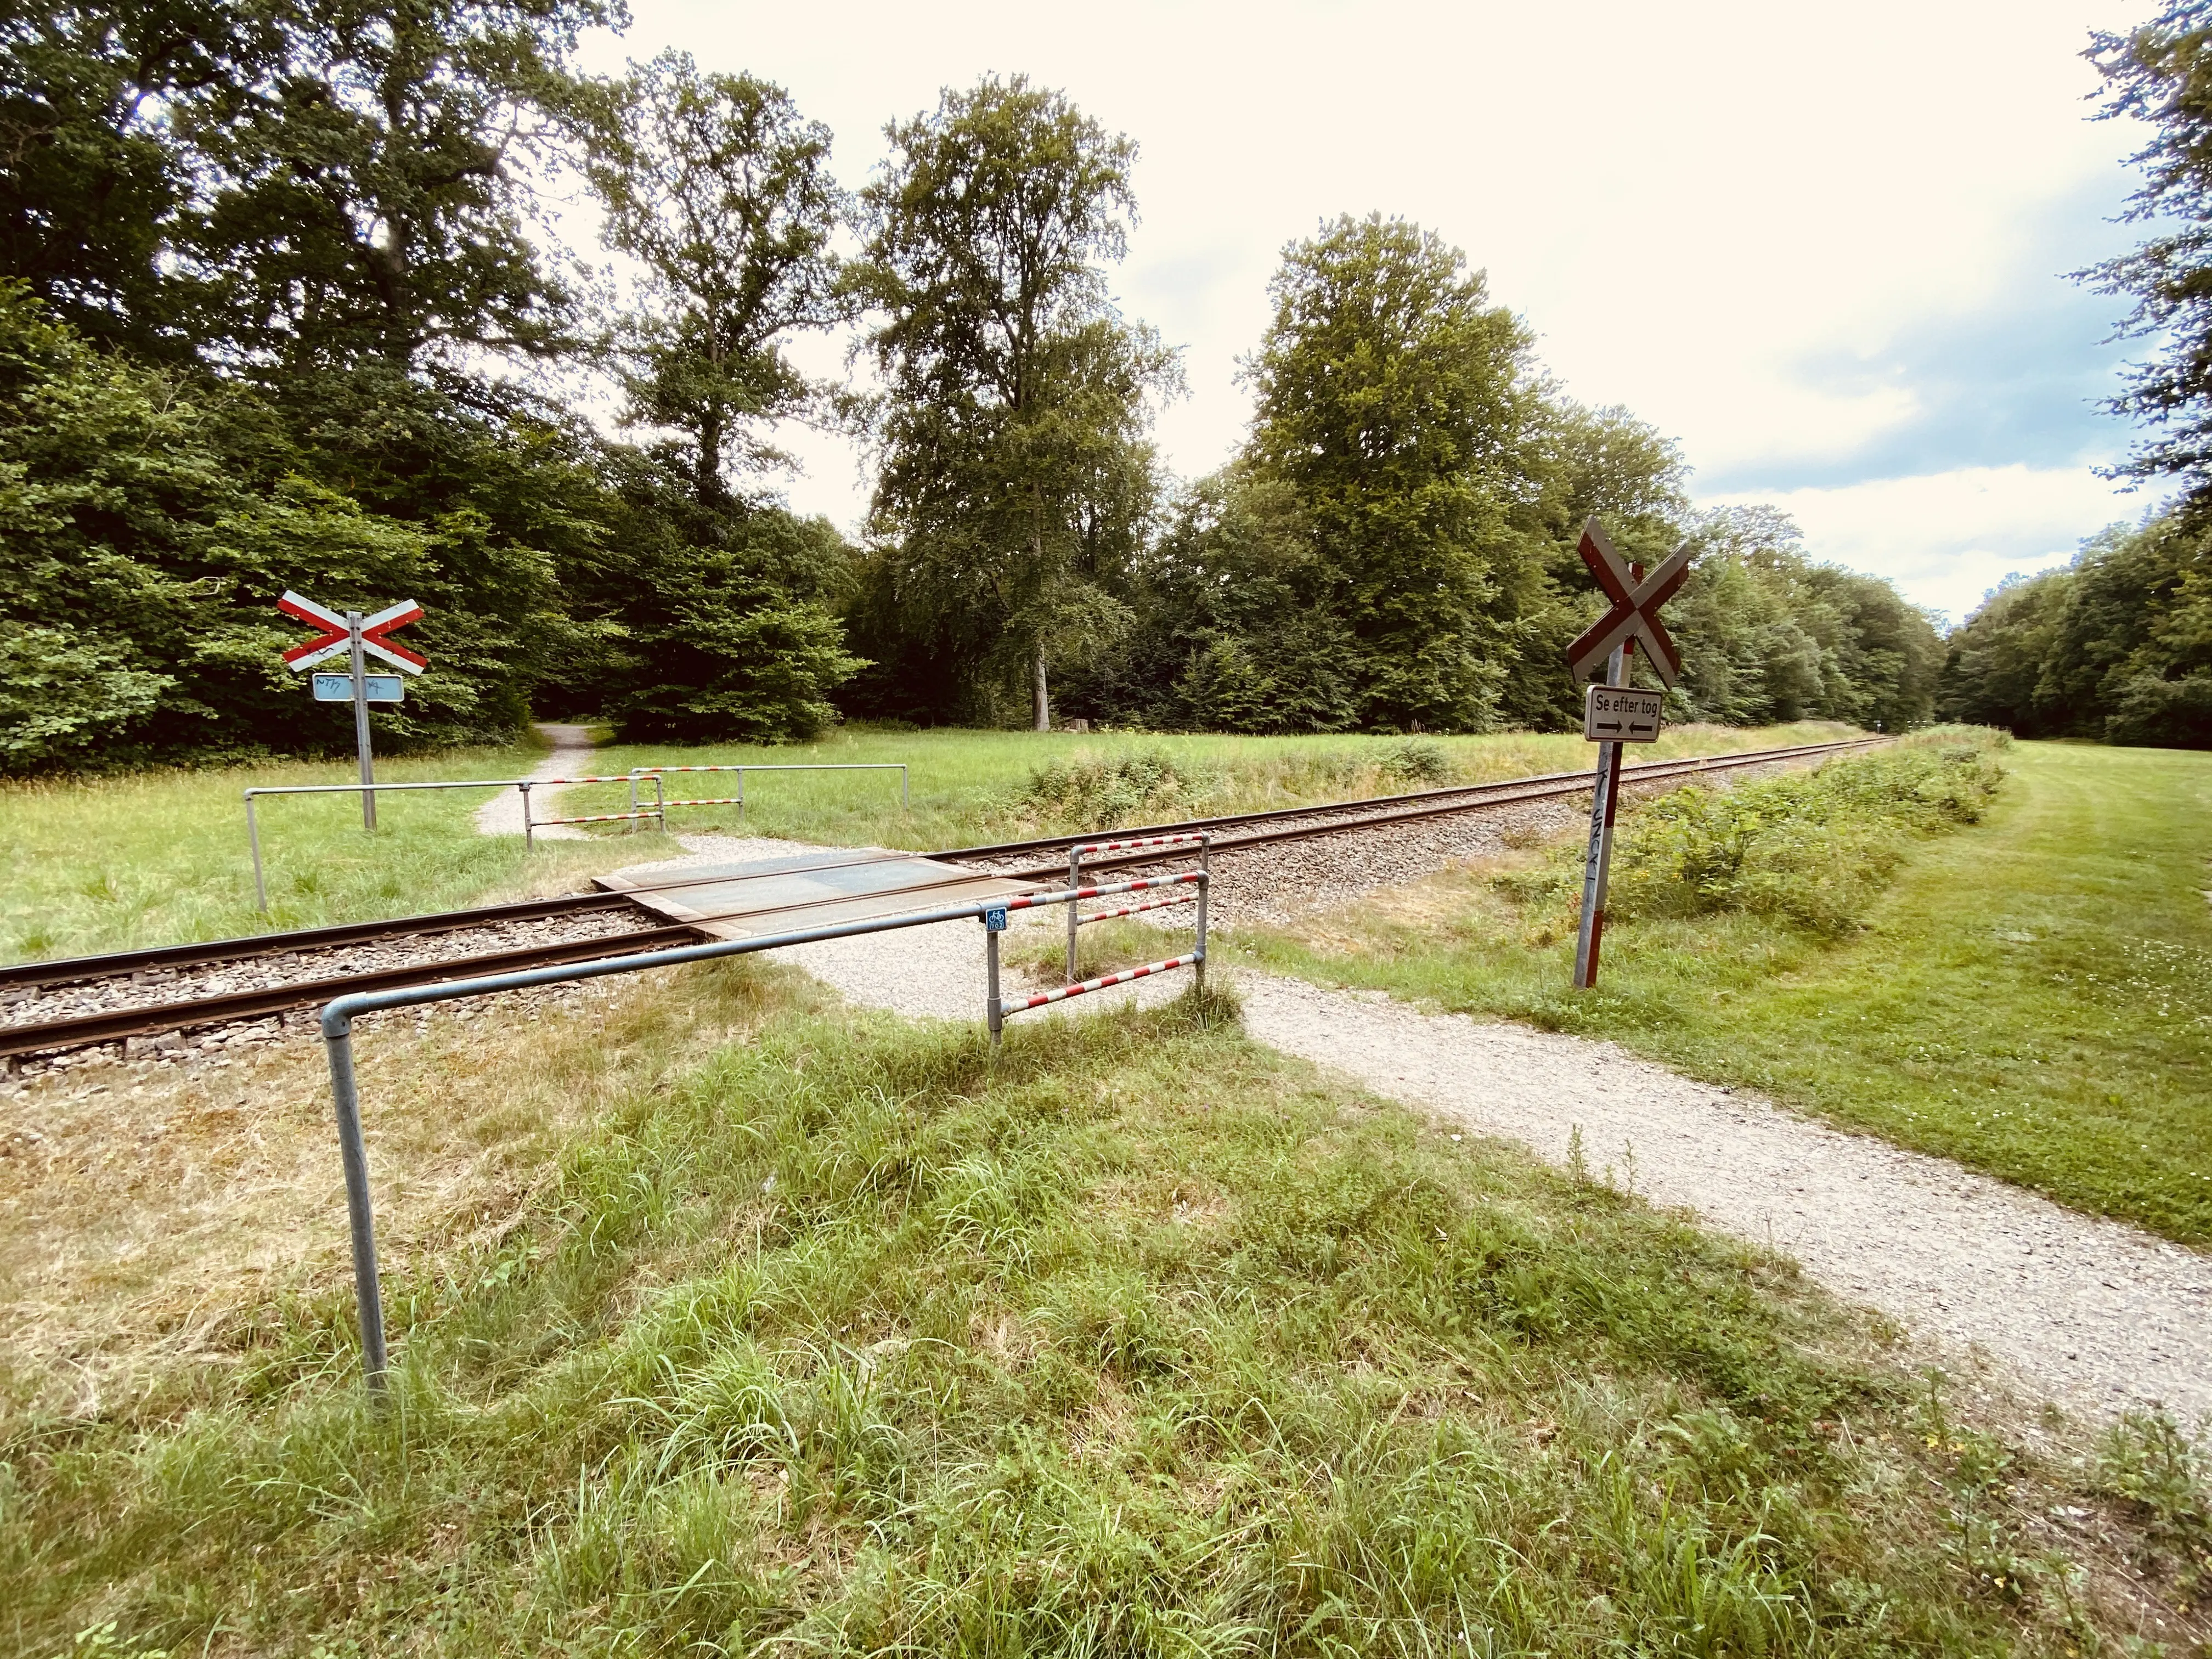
[{"left": 572, "top": 0, "right": 2168, "bottom": 623}]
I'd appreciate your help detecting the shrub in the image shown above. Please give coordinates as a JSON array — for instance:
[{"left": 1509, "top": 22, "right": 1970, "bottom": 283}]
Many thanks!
[
  {"left": 1604, "top": 733, "right": 2006, "bottom": 936},
  {"left": 1018, "top": 750, "right": 1220, "bottom": 830}
]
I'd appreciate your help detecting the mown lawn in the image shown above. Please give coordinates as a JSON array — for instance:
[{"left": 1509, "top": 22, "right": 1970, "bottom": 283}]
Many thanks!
[
  {"left": 0, "top": 721, "right": 1851, "bottom": 964},
  {"left": 1232, "top": 741, "right": 2212, "bottom": 1248},
  {"left": 0, "top": 736, "right": 652, "bottom": 963},
  {"left": 6, "top": 970, "right": 2204, "bottom": 1655}
]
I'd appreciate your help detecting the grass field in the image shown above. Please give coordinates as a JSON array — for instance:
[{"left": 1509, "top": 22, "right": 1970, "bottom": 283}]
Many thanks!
[
  {"left": 0, "top": 721, "right": 1853, "bottom": 964},
  {"left": 1232, "top": 740, "right": 2212, "bottom": 1249},
  {"left": 6, "top": 968, "right": 2207, "bottom": 1656},
  {"left": 555, "top": 720, "right": 1864, "bottom": 850},
  {"left": 0, "top": 737, "right": 642, "bottom": 964}
]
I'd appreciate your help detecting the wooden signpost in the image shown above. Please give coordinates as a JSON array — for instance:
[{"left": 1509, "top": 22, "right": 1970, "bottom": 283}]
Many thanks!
[
  {"left": 279, "top": 591, "right": 426, "bottom": 831},
  {"left": 1565, "top": 520, "right": 1692, "bottom": 989}
]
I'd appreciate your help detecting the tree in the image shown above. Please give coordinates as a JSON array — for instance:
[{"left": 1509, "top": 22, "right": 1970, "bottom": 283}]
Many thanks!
[
  {"left": 555, "top": 448, "right": 863, "bottom": 741},
  {"left": 577, "top": 50, "right": 848, "bottom": 507},
  {"left": 1240, "top": 213, "right": 1544, "bottom": 731},
  {"left": 856, "top": 75, "right": 1173, "bottom": 730},
  {"left": 0, "top": 284, "right": 561, "bottom": 770},
  {"left": 2080, "top": 1, "right": 2212, "bottom": 493},
  {"left": 181, "top": 0, "right": 619, "bottom": 376},
  {"left": 0, "top": 1, "right": 273, "bottom": 358},
  {"left": 1937, "top": 569, "right": 2076, "bottom": 733},
  {"left": 1666, "top": 507, "right": 1942, "bottom": 730}
]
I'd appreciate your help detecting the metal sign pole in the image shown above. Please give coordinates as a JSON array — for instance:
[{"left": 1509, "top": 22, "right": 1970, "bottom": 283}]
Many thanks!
[
  {"left": 346, "top": 611, "right": 376, "bottom": 832},
  {"left": 1573, "top": 640, "right": 1633, "bottom": 989}
]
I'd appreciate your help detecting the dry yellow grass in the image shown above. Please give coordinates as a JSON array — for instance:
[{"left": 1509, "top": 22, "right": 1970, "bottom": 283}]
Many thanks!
[{"left": 0, "top": 959, "right": 805, "bottom": 1415}]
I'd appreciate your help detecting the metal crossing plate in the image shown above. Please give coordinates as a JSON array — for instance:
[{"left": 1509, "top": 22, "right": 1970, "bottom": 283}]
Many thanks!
[{"left": 597, "top": 849, "right": 1040, "bottom": 940}]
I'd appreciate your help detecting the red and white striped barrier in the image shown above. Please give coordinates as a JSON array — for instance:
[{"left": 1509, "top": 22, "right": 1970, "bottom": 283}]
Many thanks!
[
  {"left": 524, "top": 774, "right": 668, "bottom": 845},
  {"left": 1075, "top": 889, "right": 1197, "bottom": 926},
  {"left": 1064, "top": 831, "right": 1211, "bottom": 984},
  {"left": 1068, "top": 831, "right": 1209, "bottom": 857},
  {"left": 1000, "top": 954, "right": 1200, "bottom": 1015},
  {"left": 627, "top": 762, "right": 909, "bottom": 821},
  {"left": 987, "top": 866, "right": 1210, "bottom": 1043}
]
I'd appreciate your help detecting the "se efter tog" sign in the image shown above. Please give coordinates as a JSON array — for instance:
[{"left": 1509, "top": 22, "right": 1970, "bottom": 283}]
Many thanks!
[{"left": 1584, "top": 684, "right": 1663, "bottom": 743}]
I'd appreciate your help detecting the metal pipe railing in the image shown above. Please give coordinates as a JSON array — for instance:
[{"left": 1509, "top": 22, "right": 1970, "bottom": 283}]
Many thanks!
[
  {"left": 319, "top": 867, "right": 1201, "bottom": 1396},
  {"left": 628, "top": 762, "right": 909, "bottom": 820},
  {"left": 246, "top": 777, "right": 549, "bottom": 912},
  {"left": 1064, "top": 832, "right": 1210, "bottom": 983}
]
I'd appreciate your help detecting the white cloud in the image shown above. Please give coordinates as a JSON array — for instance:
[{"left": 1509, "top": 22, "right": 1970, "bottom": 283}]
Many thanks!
[
  {"left": 586, "top": 0, "right": 2165, "bottom": 605},
  {"left": 1703, "top": 466, "right": 2165, "bottom": 622}
]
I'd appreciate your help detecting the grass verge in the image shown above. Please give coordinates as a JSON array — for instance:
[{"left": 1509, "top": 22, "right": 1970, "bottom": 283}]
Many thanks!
[
  {"left": 4, "top": 973, "right": 2208, "bottom": 1654},
  {"left": 566, "top": 720, "right": 1863, "bottom": 849},
  {"left": 1230, "top": 736, "right": 2212, "bottom": 1248},
  {"left": 0, "top": 737, "right": 687, "bottom": 962}
]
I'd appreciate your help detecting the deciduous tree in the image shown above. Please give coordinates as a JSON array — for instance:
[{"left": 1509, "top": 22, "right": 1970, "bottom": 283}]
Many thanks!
[
  {"left": 576, "top": 50, "right": 848, "bottom": 507},
  {"left": 856, "top": 75, "right": 1173, "bottom": 729}
]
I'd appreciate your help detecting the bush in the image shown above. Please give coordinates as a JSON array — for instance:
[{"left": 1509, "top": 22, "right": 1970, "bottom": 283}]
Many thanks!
[
  {"left": 2104, "top": 674, "right": 2212, "bottom": 749},
  {"left": 1380, "top": 738, "right": 1451, "bottom": 783},
  {"left": 1605, "top": 733, "right": 2006, "bottom": 936},
  {"left": 1018, "top": 751, "right": 1219, "bottom": 830}
]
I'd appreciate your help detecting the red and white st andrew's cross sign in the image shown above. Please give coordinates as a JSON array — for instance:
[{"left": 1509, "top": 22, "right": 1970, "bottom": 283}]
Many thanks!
[
  {"left": 278, "top": 591, "right": 426, "bottom": 675},
  {"left": 1564, "top": 520, "right": 1692, "bottom": 690}
]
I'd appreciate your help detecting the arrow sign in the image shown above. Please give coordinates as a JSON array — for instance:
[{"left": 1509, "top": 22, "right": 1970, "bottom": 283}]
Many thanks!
[
  {"left": 1565, "top": 521, "right": 1692, "bottom": 690},
  {"left": 278, "top": 591, "right": 426, "bottom": 674}
]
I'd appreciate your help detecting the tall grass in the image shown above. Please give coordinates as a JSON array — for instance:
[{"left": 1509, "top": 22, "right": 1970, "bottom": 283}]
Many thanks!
[
  {"left": 4, "top": 977, "right": 2195, "bottom": 1655},
  {"left": 568, "top": 720, "right": 1864, "bottom": 849},
  {"left": 1, "top": 721, "right": 1857, "bottom": 964}
]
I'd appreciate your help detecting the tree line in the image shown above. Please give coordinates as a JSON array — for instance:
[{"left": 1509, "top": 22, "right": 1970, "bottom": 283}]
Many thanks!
[
  {"left": 0, "top": 0, "right": 1944, "bottom": 775},
  {"left": 1933, "top": 1, "right": 2212, "bottom": 751}
]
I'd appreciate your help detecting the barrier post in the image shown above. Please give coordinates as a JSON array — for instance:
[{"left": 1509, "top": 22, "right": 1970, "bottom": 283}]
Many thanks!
[
  {"left": 1066, "top": 844, "right": 1082, "bottom": 981},
  {"left": 986, "top": 924, "right": 1003, "bottom": 1047},
  {"left": 520, "top": 782, "right": 534, "bottom": 849},
  {"left": 247, "top": 791, "right": 268, "bottom": 913},
  {"left": 1195, "top": 865, "right": 1209, "bottom": 995},
  {"left": 323, "top": 1020, "right": 388, "bottom": 1398},
  {"left": 626, "top": 774, "right": 637, "bottom": 830},
  {"left": 653, "top": 774, "right": 667, "bottom": 832}
]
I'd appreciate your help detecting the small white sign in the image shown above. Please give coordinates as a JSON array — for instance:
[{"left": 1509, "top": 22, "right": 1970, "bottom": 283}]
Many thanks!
[
  {"left": 313, "top": 673, "right": 405, "bottom": 703},
  {"left": 1584, "top": 684, "right": 1663, "bottom": 742}
]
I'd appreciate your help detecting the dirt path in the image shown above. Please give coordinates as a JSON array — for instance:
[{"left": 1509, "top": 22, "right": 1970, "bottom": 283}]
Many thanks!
[{"left": 473, "top": 723, "right": 599, "bottom": 840}]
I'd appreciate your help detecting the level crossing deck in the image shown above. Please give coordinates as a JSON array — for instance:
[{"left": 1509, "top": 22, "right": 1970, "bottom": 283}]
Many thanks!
[{"left": 595, "top": 849, "right": 1041, "bottom": 939}]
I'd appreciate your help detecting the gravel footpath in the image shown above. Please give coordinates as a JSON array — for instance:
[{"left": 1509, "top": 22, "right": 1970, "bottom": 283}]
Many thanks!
[
  {"left": 622, "top": 831, "right": 2212, "bottom": 1425},
  {"left": 1237, "top": 977, "right": 2212, "bottom": 1426},
  {"left": 473, "top": 722, "right": 597, "bottom": 839}
]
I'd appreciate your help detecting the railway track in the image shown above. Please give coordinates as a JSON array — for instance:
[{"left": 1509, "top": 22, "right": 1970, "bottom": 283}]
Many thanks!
[{"left": 3, "top": 735, "right": 1882, "bottom": 1066}]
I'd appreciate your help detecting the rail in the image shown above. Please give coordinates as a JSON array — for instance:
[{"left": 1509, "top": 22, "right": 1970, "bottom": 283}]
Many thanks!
[{"left": 318, "top": 868, "right": 1200, "bottom": 1396}]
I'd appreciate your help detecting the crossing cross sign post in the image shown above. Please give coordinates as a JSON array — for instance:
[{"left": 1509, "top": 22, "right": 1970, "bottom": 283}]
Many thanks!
[
  {"left": 1565, "top": 520, "right": 1692, "bottom": 990},
  {"left": 279, "top": 591, "right": 425, "bottom": 831}
]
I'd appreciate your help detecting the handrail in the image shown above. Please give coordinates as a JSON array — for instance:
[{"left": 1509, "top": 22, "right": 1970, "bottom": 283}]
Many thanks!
[{"left": 318, "top": 867, "right": 1202, "bottom": 1396}]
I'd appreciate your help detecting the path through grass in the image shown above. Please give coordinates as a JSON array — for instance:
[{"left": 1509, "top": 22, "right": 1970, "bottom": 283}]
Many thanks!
[
  {"left": 7, "top": 975, "right": 2204, "bottom": 1654},
  {"left": 1234, "top": 741, "right": 2212, "bottom": 1246}
]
